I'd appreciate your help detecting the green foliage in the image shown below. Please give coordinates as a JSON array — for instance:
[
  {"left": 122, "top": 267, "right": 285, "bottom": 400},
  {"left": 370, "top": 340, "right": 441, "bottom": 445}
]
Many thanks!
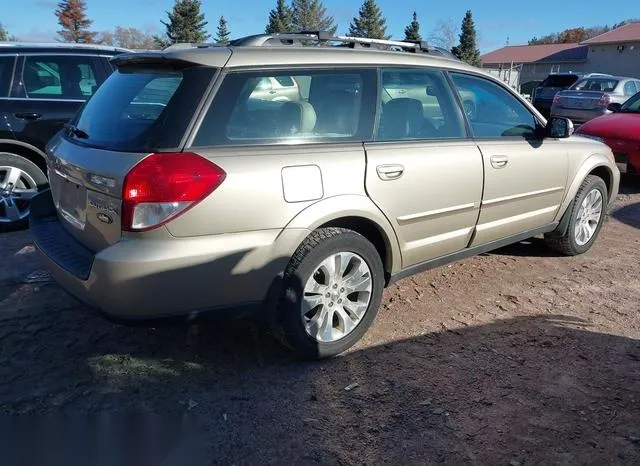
[
  {"left": 292, "top": 0, "right": 336, "bottom": 34},
  {"left": 454, "top": 10, "right": 481, "bottom": 67},
  {"left": 404, "top": 11, "right": 421, "bottom": 42},
  {"left": 55, "top": 0, "right": 96, "bottom": 43},
  {"left": 216, "top": 16, "right": 230, "bottom": 44},
  {"left": 159, "top": 0, "right": 209, "bottom": 45},
  {"left": 348, "top": 0, "right": 389, "bottom": 40},
  {"left": 266, "top": 0, "right": 294, "bottom": 33}
]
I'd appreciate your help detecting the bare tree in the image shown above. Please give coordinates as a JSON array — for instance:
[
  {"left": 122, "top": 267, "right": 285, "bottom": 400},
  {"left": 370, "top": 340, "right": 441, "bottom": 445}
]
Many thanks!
[
  {"left": 98, "top": 26, "right": 159, "bottom": 50},
  {"left": 428, "top": 19, "right": 457, "bottom": 51}
]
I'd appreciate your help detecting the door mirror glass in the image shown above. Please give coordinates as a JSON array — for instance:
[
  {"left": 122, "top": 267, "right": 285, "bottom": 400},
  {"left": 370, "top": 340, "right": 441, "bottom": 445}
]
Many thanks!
[
  {"left": 547, "top": 117, "right": 574, "bottom": 138},
  {"left": 607, "top": 102, "right": 622, "bottom": 112}
]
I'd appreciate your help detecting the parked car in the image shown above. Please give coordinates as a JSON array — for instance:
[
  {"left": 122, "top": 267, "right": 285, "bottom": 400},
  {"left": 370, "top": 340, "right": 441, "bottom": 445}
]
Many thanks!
[
  {"left": 520, "top": 80, "right": 542, "bottom": 102},
  {"left": 30, "top": 32, "right": 620, "bottom": 359},
  {"left": 0, "top": 42, "right": 127, "bottom": 229},
  {"left": 575, "top": 90, "right": 640, "bottom": 174},
  {"left": 532, "top": 73, "right": 582, "bottom": 117},
  {"left": 551, "top": 74, "right": 640, "bottom": 125}
]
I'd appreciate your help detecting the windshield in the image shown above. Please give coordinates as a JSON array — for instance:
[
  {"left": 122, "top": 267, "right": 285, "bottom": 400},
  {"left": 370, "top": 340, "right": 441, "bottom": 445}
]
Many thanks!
[
  {"left": 571, "top": 78, "right": 619, "bottom": 92},
  {"left": 68, "top": 65, "right": 215, "bottom": 152},
  {"left": 621, "top": 92, "right": 640, "bottom": 113},
  {"left": 540, "top": 75, "right": 579, "bottom": 88}
]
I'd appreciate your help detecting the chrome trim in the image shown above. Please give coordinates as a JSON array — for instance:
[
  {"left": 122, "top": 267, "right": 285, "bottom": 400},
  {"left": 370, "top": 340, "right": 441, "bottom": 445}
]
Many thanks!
[
  {"left": 397, "top": 202, "right": 477, "bottom": 223},
  {"left": 476, "top": 206, "right": 559, "bottom": 232},
  {"left": 482, "top": 186, "right": 564, "bottom": 206}
]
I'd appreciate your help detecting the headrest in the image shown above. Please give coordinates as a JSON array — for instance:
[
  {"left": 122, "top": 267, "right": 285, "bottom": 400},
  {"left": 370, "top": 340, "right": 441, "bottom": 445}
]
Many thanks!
[
  {"left": 278, "top": 101, "right": 317, "bottom": 135},
  {"left": 380, "top": 98, "right": 424, "bottom": 139}
]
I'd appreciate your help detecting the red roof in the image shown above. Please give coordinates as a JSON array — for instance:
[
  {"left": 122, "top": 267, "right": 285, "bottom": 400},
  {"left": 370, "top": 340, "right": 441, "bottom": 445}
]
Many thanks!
[
  {"left": 481, "top": 43, "right": 584, "bottom": 65},
  {"left": 582, "top": 23, "right": 640, "bottom": 44}
]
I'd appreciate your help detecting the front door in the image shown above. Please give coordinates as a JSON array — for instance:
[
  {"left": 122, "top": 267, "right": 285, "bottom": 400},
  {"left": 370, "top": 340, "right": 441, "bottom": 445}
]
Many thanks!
[
  {"left": 449, "top": 72, "right": 569, "bottom": 246},
  {"left": 365, "top": 68, "right": 484, "bottom": 268}
]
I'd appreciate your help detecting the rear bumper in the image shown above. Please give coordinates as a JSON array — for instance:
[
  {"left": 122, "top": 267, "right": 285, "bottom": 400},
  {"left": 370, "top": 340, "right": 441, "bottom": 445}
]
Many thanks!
[
  {"left": 30, "top": 190, "right": 305, "bottom": 319},
  {"left": 551, "top": 106, "right": 608, "bottom": 124}
]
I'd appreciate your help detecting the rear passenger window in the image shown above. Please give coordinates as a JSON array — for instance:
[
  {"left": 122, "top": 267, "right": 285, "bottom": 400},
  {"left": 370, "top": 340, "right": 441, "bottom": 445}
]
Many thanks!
[
  {"left": 22, "top": 55, "right": 100, "bottom": 100},
  {"left": 376, "top": 68, "right": 466, "bottom": 141},
  {"left": 0, "top": 56, "right": 15, "bottom": 97},
  {"left": 624, "top": 81, "right": 637, "bottom": 96},
  {"left": 193, "top": 69, "right": 376, "bottom": 146},
  {"left": 450, "top": 72, "right": 538, "bottom": 139}
]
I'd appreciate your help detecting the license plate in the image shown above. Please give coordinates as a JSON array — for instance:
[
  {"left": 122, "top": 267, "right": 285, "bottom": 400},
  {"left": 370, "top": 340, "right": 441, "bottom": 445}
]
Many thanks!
[{"left": 54, "top": 173, "right": 87, "bottom": 229}]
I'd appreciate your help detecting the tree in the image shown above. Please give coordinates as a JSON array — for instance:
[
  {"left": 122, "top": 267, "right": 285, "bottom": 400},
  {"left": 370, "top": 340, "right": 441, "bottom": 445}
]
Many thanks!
[
  {"left": 158, "top": 0, "right": 209, "bottom": 45},
  {"left": 429, "top": 19, "right": 457, "bottom": 50},
  {"left": 98, "top": 26, "right": 158, "bottom": 50},
  {"left": 453, "top": 10, "right": 481, "bottom": 67},
  {"left": 292, "top": 0, "right": 336, "bottom": 34},
  {"left": 0, "top": 23, "right": 17, "bottom": 41},
  {"left": 266, "top": 0, "right": 294, "bottom": 33},
  {"left": 216, "top": 16, "right": 230, "bottom": 45},
  {"left": 403, "top": 11, "right": 421, "bottom": 42},
  {"left": 348, "top": 0, "right": 389, "bottom": 39},
  {"left": 55, "top": 0, "right": 96, "bottom": 43}
]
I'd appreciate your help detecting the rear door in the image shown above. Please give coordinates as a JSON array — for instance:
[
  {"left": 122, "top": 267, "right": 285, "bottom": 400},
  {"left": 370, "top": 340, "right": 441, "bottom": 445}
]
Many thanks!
[
  {"left": 364, "top": 67, "right": 483, "bottom": 268},
  {"left": 6, "top": 54, "right": 105, "bottom": 152},
  {"left": 0, "top": 55, "right": 17, "bottom": 141},
  {"left": 449, "top": 72, "right": 568, "bottom": 246}
]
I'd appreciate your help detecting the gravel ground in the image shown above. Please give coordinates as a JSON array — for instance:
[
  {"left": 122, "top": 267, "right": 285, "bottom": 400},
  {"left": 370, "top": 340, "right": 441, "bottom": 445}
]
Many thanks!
[{"left": 1, "top": 177, "right": 639, "bottom": 465}]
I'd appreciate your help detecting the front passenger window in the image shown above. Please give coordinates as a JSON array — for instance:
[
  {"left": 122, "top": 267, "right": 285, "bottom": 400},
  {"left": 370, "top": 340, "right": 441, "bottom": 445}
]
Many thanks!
[{"left": 450, "top": 72, "right": 538, "bottom": 139}]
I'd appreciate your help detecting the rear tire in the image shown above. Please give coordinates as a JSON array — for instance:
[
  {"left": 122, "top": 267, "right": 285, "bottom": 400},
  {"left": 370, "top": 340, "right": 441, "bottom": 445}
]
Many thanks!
[
  {"left": 545, "top": 175, "right": 607, "bottom": 255},
  {"left": 0, "top": 153, "right": 48, "bottom": 232},
  {"left": 278, "top": 227, "right": 384, "bottom": 359}
]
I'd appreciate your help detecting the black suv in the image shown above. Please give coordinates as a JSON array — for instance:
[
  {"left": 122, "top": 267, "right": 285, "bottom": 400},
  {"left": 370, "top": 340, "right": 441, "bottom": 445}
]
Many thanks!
[
  {"left": 0, "top": 42, "right": 126, "bottom": 229},
  {"left": 532, "top": 73, "right": 582, "bottom": 118}
]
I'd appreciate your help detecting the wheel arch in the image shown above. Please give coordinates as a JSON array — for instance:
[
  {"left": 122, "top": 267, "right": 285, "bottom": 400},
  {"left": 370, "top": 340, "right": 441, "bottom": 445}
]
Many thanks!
[{"left": 0, "top": 140, "right": 48, "bottom": 177}]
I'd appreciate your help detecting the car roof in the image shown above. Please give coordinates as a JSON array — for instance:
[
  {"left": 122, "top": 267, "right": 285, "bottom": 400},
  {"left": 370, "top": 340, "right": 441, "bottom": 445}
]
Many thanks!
[{"left": 0, "top": 42, "right": 129, "bottom": 55}]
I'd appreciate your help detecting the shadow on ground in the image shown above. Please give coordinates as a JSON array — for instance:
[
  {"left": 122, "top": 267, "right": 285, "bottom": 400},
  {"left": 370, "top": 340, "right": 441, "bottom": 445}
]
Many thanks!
[{"left": 1, "top": 308, "right": 638, "bottom": 465}]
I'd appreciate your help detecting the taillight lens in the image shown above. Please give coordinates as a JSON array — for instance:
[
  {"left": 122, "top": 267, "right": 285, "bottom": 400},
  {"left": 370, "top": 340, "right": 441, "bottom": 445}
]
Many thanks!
[
  {"left": 122, "top": 152, "right": 226, "bottom": 232},
  {"left": 598, "top": 94, "right": 611, "bottom": 106},
  {"left": 553, "top": 94, "right": 562, "bottom": 105}
]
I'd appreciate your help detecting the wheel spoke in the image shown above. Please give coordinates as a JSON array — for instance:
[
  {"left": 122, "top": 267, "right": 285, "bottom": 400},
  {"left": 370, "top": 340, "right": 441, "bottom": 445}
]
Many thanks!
[
  {"left": 318, "top": 257, "right": 336, "bottom": 283},
  {"left": 11, "top": 188, "right": 39, "bottom": 200},
  {"left": 318, "top": 310, "right": 334, "bottom": 341},
  {"left": 343, "top": 299, "right": 368, "bottom": 320},
  {"left": 343, "top": 271, "right": 372, "bottom": 293},
  {"left": 301, "top": 295, "right": 324, "bottom": 316},
  {"left": 4, "top": 202, "right": 22, "bottom": 221},
  {"left": 304, "top": 277, "right": 328, "bottom": 295},
  {"left": 335, "top": 307, "right": 357, "bottom": 335}
]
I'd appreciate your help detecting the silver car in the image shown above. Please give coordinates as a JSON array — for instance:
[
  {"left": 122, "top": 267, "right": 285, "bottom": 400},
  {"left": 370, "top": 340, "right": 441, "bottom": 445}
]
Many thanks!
[
  {"left": 551, "top": 74, "right": 640, "bottom": 124},
  {"left": 30, "top": 32, "right": 620, "bottom": 359}
]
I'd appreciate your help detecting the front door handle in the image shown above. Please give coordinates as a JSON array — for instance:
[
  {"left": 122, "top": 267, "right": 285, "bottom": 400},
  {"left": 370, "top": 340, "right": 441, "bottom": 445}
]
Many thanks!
[
  {"left": 377, "top": 164, "right": 405, "bottom": 181},
  {"left": 490, "top": 155, "right": 509, "bottom": 169},
  {"left": 15, "top": 112, "right": 42, "bottom": 121}
]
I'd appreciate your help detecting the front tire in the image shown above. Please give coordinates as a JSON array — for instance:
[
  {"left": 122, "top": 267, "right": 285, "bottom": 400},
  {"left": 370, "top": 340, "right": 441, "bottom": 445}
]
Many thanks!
[
  {"left": 278, "top": 228, "right": 384, "bottom": 359},
  {"left": 545, "top": 175, "right": 608, "bottom": 255}
]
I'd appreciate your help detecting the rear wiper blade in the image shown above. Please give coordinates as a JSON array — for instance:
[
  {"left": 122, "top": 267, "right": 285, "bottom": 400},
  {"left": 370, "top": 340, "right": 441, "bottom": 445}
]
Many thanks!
[{"left": 64, "top": 123, "right": 89, "bottom": 139}]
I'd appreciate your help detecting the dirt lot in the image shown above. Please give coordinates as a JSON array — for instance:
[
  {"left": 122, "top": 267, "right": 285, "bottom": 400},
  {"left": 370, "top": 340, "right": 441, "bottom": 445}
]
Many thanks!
[{"left": 1, "top": 177, "right": 639, "bottom": 465}]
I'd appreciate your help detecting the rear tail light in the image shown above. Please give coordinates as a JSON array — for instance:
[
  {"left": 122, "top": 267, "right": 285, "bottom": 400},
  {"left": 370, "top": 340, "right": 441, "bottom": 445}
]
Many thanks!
[
  {"left": 122, "top": 152, "right": 226, "bottom": 232},
  {"left": 553, "top": 94, "right": 562, "bottom": 105},
  {"left": 598, "top": 94, "right": 611, "bottom": 106}
]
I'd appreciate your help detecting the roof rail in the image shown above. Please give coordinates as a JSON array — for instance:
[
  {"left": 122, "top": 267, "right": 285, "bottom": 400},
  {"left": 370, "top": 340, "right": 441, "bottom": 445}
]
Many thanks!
[
  {"left": 227, "top": 31, "right": 459, "bottom": 60},
  {"left": 0, "top": 41, "right": 130, "bottom": 53}
]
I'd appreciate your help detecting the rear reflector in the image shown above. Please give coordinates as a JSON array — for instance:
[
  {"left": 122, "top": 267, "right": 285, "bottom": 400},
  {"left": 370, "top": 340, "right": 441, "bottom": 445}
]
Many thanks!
[{"left": 122, "top": 152, "right": 225, "bottom": 231}]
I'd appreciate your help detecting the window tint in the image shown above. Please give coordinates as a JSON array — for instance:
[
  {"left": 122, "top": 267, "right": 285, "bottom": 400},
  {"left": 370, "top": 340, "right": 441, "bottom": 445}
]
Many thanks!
[
  {"left": 22, "top": 55, "right": 100, "bottom": 100},
  {"left": 193, "top": 69, "right": 376, "bottom": 146},
  {"left": 571, "top": 78, "right": 618, "bottom": 92},
  {"left": 0, "top": 56, "right": 15, "bottom": 97},
  {"left": 623, "top": 81, "right": 637, "bottom": 96},
  {"left": 69, "top": 66, "right": 216, "bottom": 152},
  {"left": 376, "top": 68, "right": 465, "bottom": 141},
  {"left": 450, "top": 72, "right": 538, "bottom": 139}
]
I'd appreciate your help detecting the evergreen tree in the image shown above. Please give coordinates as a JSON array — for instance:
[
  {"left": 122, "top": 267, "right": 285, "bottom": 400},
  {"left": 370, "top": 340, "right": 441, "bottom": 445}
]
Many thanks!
[
  {"left": 266, "top": 0, "right": 293, "bottom": 33},
  {"left": 454, "top": 10, "right": 481, "bottom": 67},
  {"left": 404, "top": 11, "right": 421, "bottom": 42},
  {"left": 0, "top": 24, "right": 8, "bottom": 41},
  {"left": 292, "top": 0, "right": 336, "bottom": 34},
  {"left": 216, "top": 16, "right": 230, "bottom": 44},
  {"left": 158, "top": 0, "right": 209, "bottom": 45},
  {"left": 55, "top": 0, "right": 96, "bottom": 43},
  {"left": 348, "top": 0, "right": 389, "bottom": 39}
]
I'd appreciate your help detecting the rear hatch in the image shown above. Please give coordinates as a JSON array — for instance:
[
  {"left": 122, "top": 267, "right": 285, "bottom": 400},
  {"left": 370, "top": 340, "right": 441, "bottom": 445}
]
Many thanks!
[{"left": 45, "top": 59, "right": 220, "bottom": 252}]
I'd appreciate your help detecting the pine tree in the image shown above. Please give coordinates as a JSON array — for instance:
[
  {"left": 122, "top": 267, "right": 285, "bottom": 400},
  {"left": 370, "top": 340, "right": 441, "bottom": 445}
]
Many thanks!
[
  {"left": 266, "top": 0, "right": 293, "bottom": 33},
  {"left": 159, "top": 0, "right": 209, "bottom": 45},
  {"left": 404, "top": 11, "right": 421, "bottom": 42},
  {"left": 0, "top": 24, "right": 8, "bottom": 41},
  {"left": 454, "top": 10, "right": 481, "bottom": 67},
  {"left": 292, "top": 0, "right": 336, "bottom": 34},
  {"left": 55, "top": 0, "right": 96, "bottom": 43},
  {"left": 216, "top": 16, "right": 230, "bottom": 44},
  {"left": 348, "top": 0, "right": 389, "bottom": 39}
]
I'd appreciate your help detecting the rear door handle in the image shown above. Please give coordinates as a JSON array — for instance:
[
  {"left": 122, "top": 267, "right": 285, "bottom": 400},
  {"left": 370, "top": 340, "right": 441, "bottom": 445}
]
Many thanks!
[
  {"left": 377, "top": 164, "right": 404, "bottom": 181},
  {"left": 490, "top": 155, "right": 509, "bottom": 169},
  {"left": 15, "top": 112, "right": 42, "bottom": 121}
]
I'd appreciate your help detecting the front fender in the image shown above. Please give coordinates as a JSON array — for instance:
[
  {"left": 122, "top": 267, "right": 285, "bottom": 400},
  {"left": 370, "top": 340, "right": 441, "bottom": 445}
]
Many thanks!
[{"left": 283, "top": 194, "right": 402, "bottom": 274}]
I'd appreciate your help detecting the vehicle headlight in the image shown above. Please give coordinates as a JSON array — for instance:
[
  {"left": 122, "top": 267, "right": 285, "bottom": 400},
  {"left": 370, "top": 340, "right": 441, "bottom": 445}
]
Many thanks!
[{"left": 578, "top": 133, "right": 604, "bottom": 144}]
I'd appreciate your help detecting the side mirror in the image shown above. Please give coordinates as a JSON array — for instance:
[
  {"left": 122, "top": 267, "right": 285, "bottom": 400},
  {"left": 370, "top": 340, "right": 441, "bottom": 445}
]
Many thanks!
[
  {"left": 607, "top": 102, "right": 622, "bottom": 112},
  {"left": 546, "top": 117, "right": 574, "bottom": 139}
]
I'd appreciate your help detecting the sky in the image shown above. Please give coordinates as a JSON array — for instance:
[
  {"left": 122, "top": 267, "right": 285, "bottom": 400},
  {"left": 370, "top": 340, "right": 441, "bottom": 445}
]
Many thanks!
[{"left": 1, "top": 0, "right": 635, "bottom": 53}]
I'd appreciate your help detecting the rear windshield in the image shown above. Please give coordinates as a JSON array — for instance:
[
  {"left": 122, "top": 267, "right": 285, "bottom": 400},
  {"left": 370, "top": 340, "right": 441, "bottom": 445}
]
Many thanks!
[
  {"left": 571, "top": 78, "right": 619, "bottom": 92},
  {"left": 540, "top": 75, "right": 579, "bottom": 88},
  {"left": 67, "top": 65, "right": 216, "bottom": 152}
]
